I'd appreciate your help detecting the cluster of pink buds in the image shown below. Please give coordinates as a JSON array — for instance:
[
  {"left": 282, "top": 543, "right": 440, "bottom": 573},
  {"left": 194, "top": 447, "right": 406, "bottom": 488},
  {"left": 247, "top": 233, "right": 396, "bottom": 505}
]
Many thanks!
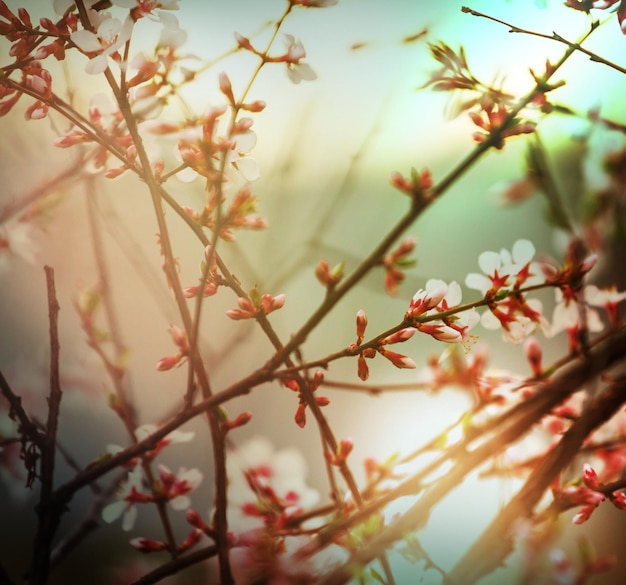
[
  {"left": 350, "top": 310, "right": 417, "bottom": 381},
  {"left": 315, "top": 259, "right": 345, "bottom": 291},
  {"left": 389, "top": 167, "right": 433, "bottom": 201},
  {"left": 183, "top": 245, "right": 221, "bottom": 298},
  {"left": 156, "top": 324, "right": 189, "bottom": 371},
  {"left": 184, "top": 184, "right": 267, "bottom": 243},
  {"left": 381, "top": 236, "right": 416, "bottom": 296},
  {"left": 282, "top": 370, "right": 329, "bottom": 428},
  {"left": 55, "top": 96, "right": 133, "bottom": 172},
  {"left": 469, "top": 95, "right": 536, "bottom": 149},
  {"left": 325, "top": 437, "right": 354, "bottom": 466},
  {"left": 239, "top": 466, "right": 305, "bottom": 529},
  {"left": 552, "top": 464, "right": 626, "bottom": 525},
  {"left": 226, "top": 286, "right": 285, "bottom": 320}
]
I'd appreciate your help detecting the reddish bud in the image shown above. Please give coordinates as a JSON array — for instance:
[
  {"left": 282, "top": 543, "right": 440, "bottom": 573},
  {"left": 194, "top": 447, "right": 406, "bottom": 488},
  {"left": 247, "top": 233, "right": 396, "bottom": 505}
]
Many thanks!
[
  {"left": 582, "top": 464, "right": 601, "bottom": 490},
  {"left": 357, "top": 355, "right": 369, "bottom": 381},
  {"left": 17, "top": 7, "right": 31, "bottom": 27},
  {"left": 294, "top": 403, "right": 306, "bottom": 428},
  {"left": 156, "top": 354, "right": 182, "bottom": 371},
  {"left": 381, "top": 327, "right": 416, "bottom": 345},
  {"left": 378, "top": 347, "right": 417, "bottom": 369},
  {"left": 610, "top": 491, "right": 626, "bottom": 510},
  {"left": 226, "top": 411, "right": 252, "bottom": 430},
  {"left": 241, "top": 100, "right": 266, "bottom": 112},
  {"left": 315, "top": 395, "right": 330, "bottom": 407},
  {"left": 234, "top": 32, "right": 254, "bottom": 51},
  {"left": 356, "top": 309, "right": 368, "bottom": 342},
  {"left": 130, "top": 537, "right": 168, "bottom": 553},
  {"left": 219, "top": 72, "right": 235, "bottom": 105},
  {"left": 185, "top": 508, "right": 208, "bottom": 530},
  {"left": 178, "top": 528, "right": 203, "bottom": 553}
]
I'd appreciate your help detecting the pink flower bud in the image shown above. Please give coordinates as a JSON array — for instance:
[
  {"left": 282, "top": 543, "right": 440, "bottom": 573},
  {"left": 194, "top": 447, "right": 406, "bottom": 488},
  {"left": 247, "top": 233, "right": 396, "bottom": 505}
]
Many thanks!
[
  {"left": 338, "top": 437, "right": 353, "bottom": 460},
  {"left": 294, "top": 403, "right": 307, "bottom": 428},
  {"left": 580, "top": 253, "right": 598, "bottom": 275},
  {"left": 169, "top": 325, "right": 189, "bottom": 352},
  {"left": 235, "top": 33, "right": 254, "bottom": 50},
  {"left": 356, "top": 309, "right": 367, "bottom": 342},
  {"left": 382, "top": 327, "right": 416, "bottom": 345},
  {"left": 582, "top": 464, "right": 601, "bottom": 490},
  {"left": 610, "top": 491, "right": 626, "bottom": 510},
  {"left": 226, "top": 411, "right": 253, "bottom": 430},
  {"left": 572, "top": 504, "right": 597, "bottom": 525},
  {"left": 417, "top": 323, "right": 461, "bottom": 343},
  {"left": 524, "top": 337, "right": 542, "bottom": 377},
  {"left": 219, "top": 71, "right": 235, "bottom": 104},
  {"left": 156, "top": 354, "right": 182, "bottom": 371},
  {"left": 185, "top": 508, "right": 208, "bottom": 530},
  {"left": 130, "top": 537, "right": 168, "bottom": 553},
  {"left": 18, "top": 7, "right": 32, "bottom": 27},
  {"left": 178, "top": 528, "right": 203, "bottom": 553},
  {"left": 241, "top": 100, "right": 266, "bottom": 112},
  {"left": 315, "top": 395, "right": 330, "bottom": 406},
  {"left": 378, "top": 347, "right": 416, "bottom": 369},
  {"left": 357, "top": 355, "right": 369, "bottom": 381}
]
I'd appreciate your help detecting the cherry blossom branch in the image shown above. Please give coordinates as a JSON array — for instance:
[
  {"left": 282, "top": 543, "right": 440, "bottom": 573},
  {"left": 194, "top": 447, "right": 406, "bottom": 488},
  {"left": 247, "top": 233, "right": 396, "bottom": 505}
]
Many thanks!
[
  {"left": 0, "top": 368, "right": 43, "bottom": 452},
  {"left": 447, "top": 375, "right": 626, "bottom": 585},
  {"left": 301, "top": 326, "right": 626, "bottom": 578},
  {"left": 28, "top": 266, "right": 63, "bottom": 585},
  {"left": 261, "top": 18, "right": 591, "bottom": 380},
  {"left": 462, "top": 6, "right": 626, "bottom": 76}
]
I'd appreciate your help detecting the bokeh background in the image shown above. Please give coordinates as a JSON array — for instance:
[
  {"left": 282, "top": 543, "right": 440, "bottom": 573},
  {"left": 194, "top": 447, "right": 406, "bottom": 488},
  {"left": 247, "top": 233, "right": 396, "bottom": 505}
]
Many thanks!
[{"left": 1, "top": 0, "right": 626, "bottom": 583}]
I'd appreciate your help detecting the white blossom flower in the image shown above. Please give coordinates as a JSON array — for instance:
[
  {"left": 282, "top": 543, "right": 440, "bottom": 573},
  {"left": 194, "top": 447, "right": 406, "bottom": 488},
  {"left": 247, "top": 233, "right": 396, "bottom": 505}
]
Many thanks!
[
  {"left": 102, "top": 465, "right": 144, "bottom": 531},
  {"left": 71, "top": 15, "right": 134, "bottom": 74}
]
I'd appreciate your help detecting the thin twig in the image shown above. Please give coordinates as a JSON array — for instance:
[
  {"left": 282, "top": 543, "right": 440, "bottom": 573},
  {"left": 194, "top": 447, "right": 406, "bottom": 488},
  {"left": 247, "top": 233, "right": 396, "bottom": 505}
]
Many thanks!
[
  {"left": 462, "top": 6, "right": 626, "bottom": 76},
  {"left": 28, "top": 266, "right": 64, "bottom": 585}
]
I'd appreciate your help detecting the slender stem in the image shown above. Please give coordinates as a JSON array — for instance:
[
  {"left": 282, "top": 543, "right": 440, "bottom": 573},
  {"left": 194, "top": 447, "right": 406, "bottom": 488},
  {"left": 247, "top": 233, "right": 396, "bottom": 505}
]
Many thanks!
[
  {"left": 28, "top": 267, "right": 63, "bottom": 585},
  {"left": 462, "top": 7, "right": 626, "bottom": 76}
]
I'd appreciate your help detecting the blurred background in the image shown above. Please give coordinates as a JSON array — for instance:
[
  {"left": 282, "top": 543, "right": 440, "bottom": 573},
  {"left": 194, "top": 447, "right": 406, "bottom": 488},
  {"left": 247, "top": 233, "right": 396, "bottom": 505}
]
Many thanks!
[{"left": 1, "top": 0, "right": 626, "bottom": 583}]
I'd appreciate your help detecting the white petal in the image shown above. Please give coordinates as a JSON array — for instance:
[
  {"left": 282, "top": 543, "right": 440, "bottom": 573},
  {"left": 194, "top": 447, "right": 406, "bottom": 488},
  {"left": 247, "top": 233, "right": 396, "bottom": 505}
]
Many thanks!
[
  {"left": 85, "top": 54, "right": 109, "bottom": 75},
  {"left": 512, "top": 239, "right": 535, "bottom": 264},
  {"left": 236, "top": 157, "right": 260, "bottom": 181},
  {"left": 478, "top": 251, "right": 501, "bottom": 275},
  {"left": 102, "top": 501, "right": 126, "bottom": 524},
  {"left": 480, "top": 310, "right": 501, "bottom": 330},
  {"left": 170, "top": 495, "right": 190, "bottom": 510},
  {"left": 465, "top": 273, "right": 490, "bottom": 293},
  {"left": 122, "top": 505, "right": 138, "bottom": 531},
  {"left": 71, "top": 30, "right": 102, "bottom": 52},
  {"left": 295, "top": 63, "right": 317, "bottom": 81},
  {"left": 98, "top": 18, "right": 123, "bottom": 44},
  {"left": 444, "top": 281, "right": 462, "bottom": 306}
]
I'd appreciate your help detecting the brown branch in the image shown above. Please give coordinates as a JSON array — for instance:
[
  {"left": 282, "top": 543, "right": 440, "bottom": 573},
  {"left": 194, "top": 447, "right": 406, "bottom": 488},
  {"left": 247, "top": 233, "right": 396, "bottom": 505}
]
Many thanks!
[
  {"left": 0, "top": 369, "right": 44, "bottom": 451},
  {"left": 447, "top": 375, "right": 626, "bottom": 585},
  {"left": 461, "top": 6, "right": 626, "bottom": 76},
  {"left": 28, "top": 266, "right": 64, "bottom": 585},
  {"left": 131, "top": 545, "right": 218, "bottom": 585},
  {"left": 307, "top": 325, "right": 626, "bottom": 584}
]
